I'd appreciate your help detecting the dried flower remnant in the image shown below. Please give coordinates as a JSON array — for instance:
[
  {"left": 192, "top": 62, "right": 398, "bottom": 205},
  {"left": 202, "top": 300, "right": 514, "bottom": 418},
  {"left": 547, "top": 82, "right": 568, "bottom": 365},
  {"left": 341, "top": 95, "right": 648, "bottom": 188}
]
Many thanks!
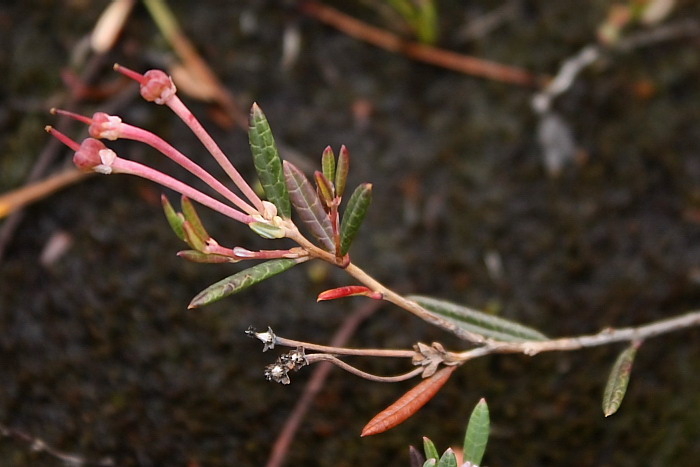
[{"left": 246, "top": 326, "right": 277, "bottom": 352}]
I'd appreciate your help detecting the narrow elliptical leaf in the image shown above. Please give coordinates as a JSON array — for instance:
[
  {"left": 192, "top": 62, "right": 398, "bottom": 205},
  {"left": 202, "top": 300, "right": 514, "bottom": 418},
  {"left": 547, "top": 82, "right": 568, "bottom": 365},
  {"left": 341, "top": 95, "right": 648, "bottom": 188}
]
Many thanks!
[
  {"left": 161, "top": 194, "right": 186, "bottom": 241},
  {"left": 177, "top": 250, "right": 233, "bottom": 263},
  {"left": 188, "top": 258, "right": 298, "bottom": 308},
  {"left": 249, "top": 103, "right": 291, "bottom": 218},
  {"left": 283, "top": 161, "right": 335, "bottom": 251},
  {"left": 335, "top": 145, "right": 350, "bottom": 198},
  {"left": 410, "top": 296, "right": 548, "bottom": 342},
  {"left": 423, "top": 460, "right": 436, "bottom": 467},
  {"left": 317, "top": 285, "right": 382, "bottom": 301},
  {"left": 339, "top": 183, "right": 372, "bottom": 255},
  {"left": 423, "top": 437, "right": 439, "bottom": 460},
  {"left": 182, "top": 220, "right": 208, "bottom": 252},
  {"left": 181, "top": 196, "right": 210, "bottom": 242},
  {"left": 314, "top": 170, "right": 335, "bottom": 206},
  {"left": 361, "top": 366, "right": 457, "bottom": 437},
  {"left": 436, "top": 449, "right": 458, "bottom": 467},
  {"left": 602, "top": 343, "right": 639, "bottom": 417},
  {"left": 463, "top": 398, "right": 490, "bottom": 466},
  {"left": 321, "top": 145, "right": 336, "bottom": 184}
]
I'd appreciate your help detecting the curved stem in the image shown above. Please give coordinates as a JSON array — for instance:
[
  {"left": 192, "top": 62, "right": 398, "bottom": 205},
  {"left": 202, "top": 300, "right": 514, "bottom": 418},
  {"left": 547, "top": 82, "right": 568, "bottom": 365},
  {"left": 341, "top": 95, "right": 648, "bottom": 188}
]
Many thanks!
[{"left": 306, "top": 354, "right": 423, "bottom": 382}]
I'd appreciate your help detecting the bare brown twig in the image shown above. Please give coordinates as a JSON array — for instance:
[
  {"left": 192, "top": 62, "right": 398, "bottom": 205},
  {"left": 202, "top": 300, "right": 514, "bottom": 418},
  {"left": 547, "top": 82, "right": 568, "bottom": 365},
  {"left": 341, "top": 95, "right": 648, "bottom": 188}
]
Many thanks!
[
  {"left": 0, "top": 422, "right": 114, "bottom": 466},
  {"left": 298, "top": 0, "right": 547, "bottom": 87}
]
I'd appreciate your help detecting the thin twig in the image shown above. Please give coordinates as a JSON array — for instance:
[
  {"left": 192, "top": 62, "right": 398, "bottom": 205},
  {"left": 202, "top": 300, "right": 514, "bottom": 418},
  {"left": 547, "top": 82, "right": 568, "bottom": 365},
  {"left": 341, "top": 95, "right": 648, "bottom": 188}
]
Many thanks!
[
  {"left": 306, "top": 354, "right": 424, "bottom": 382},
  {"left": 298, "top": 0, "right": 546, "bottom": 87},
  {"left": 455, "top": 309, "right": 700, "bottom": 360},
  {"left": 0, "top": 169, "right": 92, "bottom": 219},
  {"left": 274, "top": 336, "right": 415, "bottom": 358},
  {"left": 0, "top": 422, "right": 114, "bottom": 466}
]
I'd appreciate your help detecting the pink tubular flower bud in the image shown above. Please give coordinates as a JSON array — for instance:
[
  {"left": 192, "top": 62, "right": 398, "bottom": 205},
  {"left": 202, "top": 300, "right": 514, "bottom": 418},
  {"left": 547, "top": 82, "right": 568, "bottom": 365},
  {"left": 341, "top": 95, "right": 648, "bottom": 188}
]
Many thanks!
[
  {"left": 140, "top": 70, "right": 177, "bottom": 104},
  {"left": 89, "top": 112, "right": 123, "bottom": 140},
  {"left": 73, "top": 138, "right": 116, "bottom": 174}
]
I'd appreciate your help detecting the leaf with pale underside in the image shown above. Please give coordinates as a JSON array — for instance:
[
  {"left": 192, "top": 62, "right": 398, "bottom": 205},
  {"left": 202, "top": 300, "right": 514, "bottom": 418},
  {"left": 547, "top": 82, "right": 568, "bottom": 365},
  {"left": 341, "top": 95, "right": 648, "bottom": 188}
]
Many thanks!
[
  {"left": 249, "top": 221, "right": 286, "bottom": 239},
  {"left": 602, "top": 343, "right": 639, "bottom": 417},
  {"left": 188, "top": 259, "right": 298, "bottom": 308},
  {"left": 283, "top": 161, "right": 335, "bottom": 251},
  {"left": 249, "top": 103, "right": 290, "bottom": 218},
  {"left": 410, "top": 296, "right": 548, "bottom": 342},
  {"left": 339, "top": 183, "right": 372, "bottom": 255},
  {"left": 464, "top": 398, "right": 489, "bottom": 466}
]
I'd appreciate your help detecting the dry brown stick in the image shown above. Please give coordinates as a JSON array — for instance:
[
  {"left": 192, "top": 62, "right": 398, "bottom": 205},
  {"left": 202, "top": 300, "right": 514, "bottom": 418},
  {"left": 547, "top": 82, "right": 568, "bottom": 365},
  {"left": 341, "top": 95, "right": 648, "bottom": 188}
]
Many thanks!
[
  {"left": 0, "top": 169, "right": 92, "bottom": 219},
  {"left": 298, "top": 0, "right": 547, "bottom": 87},
  {"left": 0, "top": 422, "right": 114, "bottom": 466},
  {"left": 265, "top": 300, "right": 381, "bottom": 467}
]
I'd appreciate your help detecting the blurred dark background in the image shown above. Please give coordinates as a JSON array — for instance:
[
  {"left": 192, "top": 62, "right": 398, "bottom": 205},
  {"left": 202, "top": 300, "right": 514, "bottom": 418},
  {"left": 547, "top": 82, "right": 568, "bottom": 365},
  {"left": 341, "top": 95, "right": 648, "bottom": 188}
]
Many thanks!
[{"left": 1, "top": 1, "right": 700, "bottom": 465}]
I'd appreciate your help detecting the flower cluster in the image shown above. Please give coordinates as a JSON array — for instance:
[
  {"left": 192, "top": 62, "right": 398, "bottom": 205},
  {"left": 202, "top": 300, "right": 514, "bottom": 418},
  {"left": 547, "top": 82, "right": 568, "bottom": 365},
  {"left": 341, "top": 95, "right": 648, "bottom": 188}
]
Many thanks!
[{"left": 47, "top": 64, "right": 375, "bottom": 310}]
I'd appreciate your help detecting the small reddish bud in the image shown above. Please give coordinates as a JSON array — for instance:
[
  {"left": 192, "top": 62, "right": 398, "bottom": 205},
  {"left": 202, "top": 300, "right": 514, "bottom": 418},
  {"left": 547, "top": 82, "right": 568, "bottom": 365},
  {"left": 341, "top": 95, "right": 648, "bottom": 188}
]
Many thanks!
[
  {"left": 73, "top": 138, "right": 117, "bottom": 174},
  {"left": 140, "top": 69, "right": 177, "bottom": 104},
  {"left": 317, "top": 285, "right": 383, "bottom": 302},
  {"left": 89, "top": 112, "right": 123, "bottom": 140}
]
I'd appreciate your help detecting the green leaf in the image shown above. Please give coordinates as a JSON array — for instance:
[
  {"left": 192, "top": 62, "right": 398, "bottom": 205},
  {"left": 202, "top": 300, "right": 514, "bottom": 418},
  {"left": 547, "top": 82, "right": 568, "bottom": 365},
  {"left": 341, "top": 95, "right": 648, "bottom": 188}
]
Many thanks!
[
  {"left": 464, "top": 398, "right": 489, "bottom": 466},
  {"left": 314, "top": 170, "right": 334, "bottom": 206},
  {"left": 602, "top": 343, "right": 639, "bottom": 417},
  {"left": 249, "top": 103, "right": 291, "bottom": 218},
  {"left": 335, "top": 145, "right": 350, "bottom": 198},
  {"left": 409, "top": 296, "right": 548, "bottom": 342},
  {"left": 321, "top": 145, "right": 336, "bottom": 185},
  {"left": 161, "top": 194, "right": 185, "bottom": 241},
  {"left": 181, "top": 196, "right": 210, "bottom": 242},
  {"left": 188, "top": 259, "right": 298, "bottom": 308},
  {"left": 283, "top": 161, "right": 335, "bottom": 251},
  {"left": 182, "top": 221, "right": 207, "bottom": 252},
  {"left": 423, "top": 437, "right": 439, "bottom": 461},
  {"left": 423, "top": 460, "right": 436, "bottom": 467},
  {"left": 249, "top": 221, "right": 286, "bottom": 239},
  {"left": 339, "top": 183, "right": 372, "bottom": 255},
  {"left": 436, "top": 449, "right": 457, "bottom": 467}
]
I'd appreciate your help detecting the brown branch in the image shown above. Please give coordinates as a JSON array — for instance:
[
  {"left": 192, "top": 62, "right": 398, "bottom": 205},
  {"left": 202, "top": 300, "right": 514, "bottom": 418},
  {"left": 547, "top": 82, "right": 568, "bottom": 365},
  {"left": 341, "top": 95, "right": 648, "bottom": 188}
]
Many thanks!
[{"left": 298, "top": 0, "right": 547, "bottom": 87}]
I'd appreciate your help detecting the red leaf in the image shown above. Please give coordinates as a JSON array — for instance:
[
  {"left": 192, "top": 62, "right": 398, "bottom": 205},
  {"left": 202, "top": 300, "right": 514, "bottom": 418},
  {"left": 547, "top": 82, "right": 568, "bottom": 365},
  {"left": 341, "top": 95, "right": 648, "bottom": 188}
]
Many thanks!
[
  {"left": 361, "top": 366, "right": 457, "bottom": 437},
  {"left": 317, "top": 286, "right": 382, "bottom": 301}
]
